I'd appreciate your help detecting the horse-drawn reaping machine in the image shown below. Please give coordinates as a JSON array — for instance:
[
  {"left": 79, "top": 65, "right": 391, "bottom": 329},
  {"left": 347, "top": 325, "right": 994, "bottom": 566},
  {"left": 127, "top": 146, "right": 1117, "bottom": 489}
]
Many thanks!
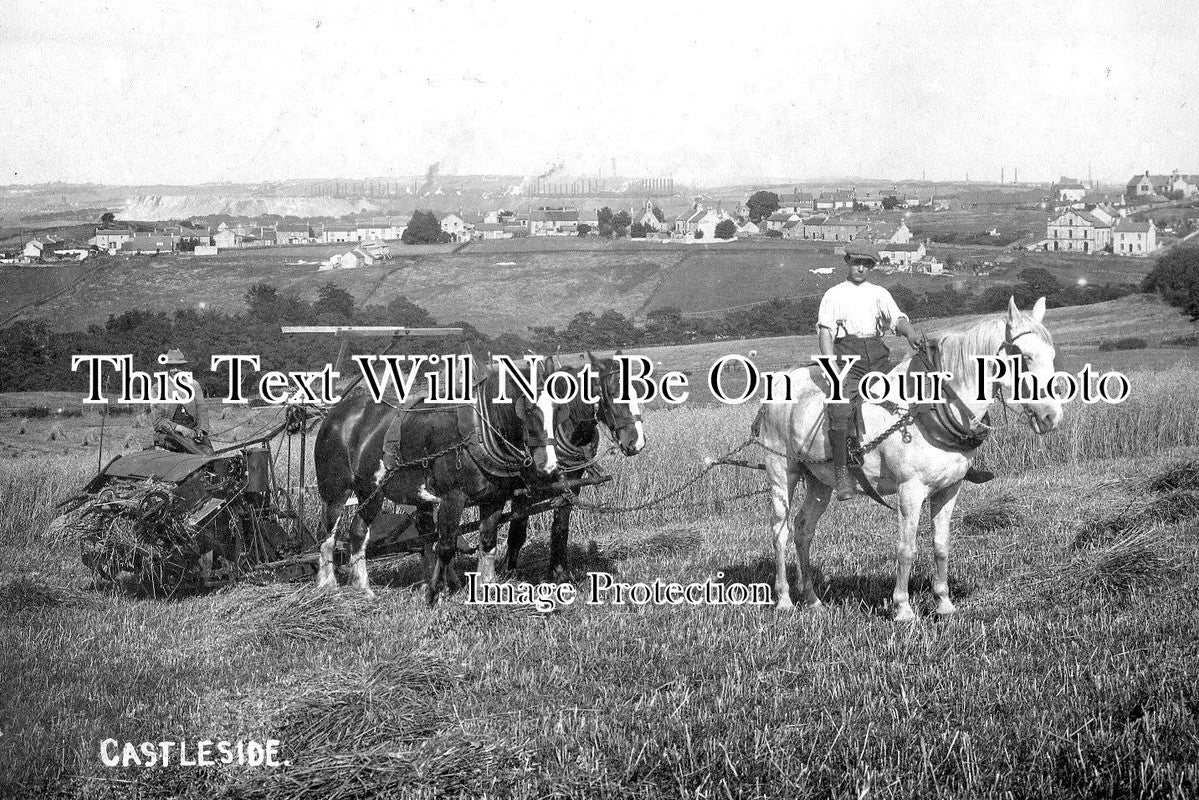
[
  {"left": 54, "top": 326, "right": 628, "bottom": 597},
  {"left": 54, "top": 406, "right": 326, "bottom": 596}
]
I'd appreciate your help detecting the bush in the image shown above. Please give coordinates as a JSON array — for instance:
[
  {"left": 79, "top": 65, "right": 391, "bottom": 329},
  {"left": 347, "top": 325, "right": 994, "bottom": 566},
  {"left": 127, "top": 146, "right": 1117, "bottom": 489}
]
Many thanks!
[
  {"left": 714, "top": 220, "right": 737, "bottom": 240},
  {"left": 1142, "top": 245, "right": 1199, "bottom": 319},
  {"left": 19, "top": 406, "right": 51, "bottom": 419},
  {"left": 1098, "top": 337, "right": 1149, "bottom": 351},
  {"left": 765, "top": 229, "right": 783, "bottom": 238}
]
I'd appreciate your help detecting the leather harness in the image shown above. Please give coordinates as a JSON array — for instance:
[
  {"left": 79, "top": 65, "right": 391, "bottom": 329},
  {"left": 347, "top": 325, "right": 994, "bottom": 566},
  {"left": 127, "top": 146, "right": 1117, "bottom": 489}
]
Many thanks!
[{"left": 839, "top": 328, "right": 1040, "bottom": 508}]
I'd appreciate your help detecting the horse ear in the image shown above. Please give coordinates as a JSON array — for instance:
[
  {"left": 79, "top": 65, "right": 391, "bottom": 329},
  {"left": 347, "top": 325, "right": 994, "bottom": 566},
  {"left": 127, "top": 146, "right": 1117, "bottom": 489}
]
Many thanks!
[
  {"left": 586, "top": 350, "right": 598, "bottom": 365},
  {"left": 1031, "top": 296, "right": 1046, "bottom": 323},
  {"left": 1007, "top": 296, "right": 1019, "bottom": 322}
]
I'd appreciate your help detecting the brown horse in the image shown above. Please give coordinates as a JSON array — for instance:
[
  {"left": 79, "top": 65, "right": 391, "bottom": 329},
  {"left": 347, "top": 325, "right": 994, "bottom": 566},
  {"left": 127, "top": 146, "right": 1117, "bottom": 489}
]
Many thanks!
[
  {"left": 313, "top": 364, "right": 558, "bottom": 602},
  {"left": 503, "top": 354, "right": 645, "bottom": 580}
]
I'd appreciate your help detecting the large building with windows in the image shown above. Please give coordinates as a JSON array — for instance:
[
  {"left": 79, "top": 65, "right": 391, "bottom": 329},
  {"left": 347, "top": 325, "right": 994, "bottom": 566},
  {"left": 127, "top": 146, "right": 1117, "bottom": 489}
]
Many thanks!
[{"left": 1045, "top": 209, "right": 1111, "bottom": 253}]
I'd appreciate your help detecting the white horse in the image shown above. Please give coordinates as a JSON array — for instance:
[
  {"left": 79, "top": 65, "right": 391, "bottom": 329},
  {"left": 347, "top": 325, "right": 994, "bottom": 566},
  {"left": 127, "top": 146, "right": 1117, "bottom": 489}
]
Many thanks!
[{"left": 755, "top": 297, "right": 1063, "bottom": 621}]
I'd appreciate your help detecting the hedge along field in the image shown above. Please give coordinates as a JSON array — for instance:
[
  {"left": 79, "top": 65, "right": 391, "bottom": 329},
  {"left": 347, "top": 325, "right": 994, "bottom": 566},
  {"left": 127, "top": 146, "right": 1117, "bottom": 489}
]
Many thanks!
[{"left": 1, "top": 364, "right": 1199, "bottom": 797}]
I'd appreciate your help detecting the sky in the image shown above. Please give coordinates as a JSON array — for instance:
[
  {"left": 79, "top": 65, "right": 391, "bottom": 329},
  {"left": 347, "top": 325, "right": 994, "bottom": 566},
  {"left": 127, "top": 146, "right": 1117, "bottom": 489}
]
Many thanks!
[{"left": 1, "top": 0, "right": 1196, "bottom": 187}]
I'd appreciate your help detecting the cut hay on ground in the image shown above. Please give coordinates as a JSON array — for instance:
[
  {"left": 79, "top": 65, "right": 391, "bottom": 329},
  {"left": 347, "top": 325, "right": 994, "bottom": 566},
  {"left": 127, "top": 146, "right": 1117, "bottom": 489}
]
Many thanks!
[
  {"left": 233, "top": 658, "right": 535, "bottom": 799},
  {"left": 1145, "top": 459, "right": 1199, "bottom": 494},
  {"left": 960, "top": 493, "right": 1022, "bottom": 535},
  {"left": 1066, "top": 531, "right": 1181, "bottom": 595},
  {"left": 1072, "top": 490, "right": 1199, "bottom": 549},
  {"left": 212, "top": 585, "right": 373, "bottom": 647}
]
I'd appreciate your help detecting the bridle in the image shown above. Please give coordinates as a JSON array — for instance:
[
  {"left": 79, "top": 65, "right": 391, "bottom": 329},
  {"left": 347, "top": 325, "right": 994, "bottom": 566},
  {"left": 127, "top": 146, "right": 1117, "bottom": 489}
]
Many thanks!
[
  {"left": 994, "top": 325, "right": 1051, "bottom": 429},
  {"left": 594, "top": 367, "right": 641, "bottom": 447}
]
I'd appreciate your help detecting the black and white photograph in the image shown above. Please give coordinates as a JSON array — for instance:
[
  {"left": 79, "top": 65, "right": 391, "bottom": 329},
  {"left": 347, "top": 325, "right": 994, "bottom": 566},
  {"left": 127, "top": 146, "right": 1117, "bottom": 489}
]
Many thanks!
[{"left": 2, "top": 1, "right": 1198, "bottom": 797}]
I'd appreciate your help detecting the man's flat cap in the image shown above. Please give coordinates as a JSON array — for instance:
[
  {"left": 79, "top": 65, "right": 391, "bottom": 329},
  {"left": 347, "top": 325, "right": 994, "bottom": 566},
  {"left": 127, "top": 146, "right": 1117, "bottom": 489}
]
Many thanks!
[
  {"left": 160, "top": 348, "right": 190, "bottom": 365},
  {"left": 843, "top": 240, "right": 880, "bottom": 263}
]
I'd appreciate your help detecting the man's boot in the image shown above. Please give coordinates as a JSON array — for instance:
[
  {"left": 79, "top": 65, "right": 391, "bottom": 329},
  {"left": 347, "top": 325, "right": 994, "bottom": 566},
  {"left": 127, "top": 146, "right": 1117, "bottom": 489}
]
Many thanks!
[{"left": 829, "top": 428, "right": 856, "bottom": 501}]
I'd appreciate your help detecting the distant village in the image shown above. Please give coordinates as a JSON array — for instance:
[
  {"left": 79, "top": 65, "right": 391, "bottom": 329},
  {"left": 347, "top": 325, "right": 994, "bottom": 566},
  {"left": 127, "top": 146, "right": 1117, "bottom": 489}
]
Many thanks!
[{"left": 5, "top": 169, "right": 1195, "bottom": 271}]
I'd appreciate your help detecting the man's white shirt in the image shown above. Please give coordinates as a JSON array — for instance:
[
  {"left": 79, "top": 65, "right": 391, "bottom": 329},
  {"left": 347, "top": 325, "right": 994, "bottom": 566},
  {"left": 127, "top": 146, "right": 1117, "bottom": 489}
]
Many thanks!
[{"left": 817, "top": 280, "right": 909, "bottom": 338}]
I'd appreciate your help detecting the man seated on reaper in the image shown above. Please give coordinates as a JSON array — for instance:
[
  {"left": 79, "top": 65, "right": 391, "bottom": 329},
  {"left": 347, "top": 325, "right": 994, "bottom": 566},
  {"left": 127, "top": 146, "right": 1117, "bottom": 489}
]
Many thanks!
[
  {"left": 818, "top": 241, "right": 992, "bottom": 501},
  {"left": 150, "top": 348, "right": 213, "bottom": 455}
]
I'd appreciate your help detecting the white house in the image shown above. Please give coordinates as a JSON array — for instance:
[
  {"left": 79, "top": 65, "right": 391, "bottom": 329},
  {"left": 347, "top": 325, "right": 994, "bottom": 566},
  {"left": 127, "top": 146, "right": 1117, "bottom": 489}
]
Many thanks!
[
  {"left": 1054, "top": 178, "right": 1088, "bottom": 203},
  {"left": 23, "top": 236, "right": 58, "bottom": 260},
  {"left": 1112, "top": 219, "right": 1158, "bottom": 256},
  {"left": 675, "top": 206, "right": 730, "bottom": 239},
  {"left": 93, "top": 227, "right": 134, "bottom": 250},
  {"left": 213, "top": 229, "right": 237, "bottom": 249},
  {"left": 321, "top": 223, "right": 360, "bottom": 244},
  {"left": 472, "top": 222, "right": 512, "bottom": 240},
  {"left": 528, "top": 207, "right": 579, "bottom": 236},
  {"left": 355, "top": 219, "right": 404, "bottom": 241},
  {"left": 777, "top": 190, "right": 815, "bottom": 214},
  {"left": 878, "top": 241, "right": 926, "bottom": 269},
  {"left": 438, "top": 212, "right": 469, "bottom": 241},
  {"left": 764, "top": 211, "right": 799, "bottom": 232}
]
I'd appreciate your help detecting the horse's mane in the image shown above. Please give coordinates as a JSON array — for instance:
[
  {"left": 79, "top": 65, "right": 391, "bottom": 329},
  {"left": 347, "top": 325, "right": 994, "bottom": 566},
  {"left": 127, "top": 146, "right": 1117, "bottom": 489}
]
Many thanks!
[{"left": 934, "top": 312, "right": 1053, "bottom": 387}]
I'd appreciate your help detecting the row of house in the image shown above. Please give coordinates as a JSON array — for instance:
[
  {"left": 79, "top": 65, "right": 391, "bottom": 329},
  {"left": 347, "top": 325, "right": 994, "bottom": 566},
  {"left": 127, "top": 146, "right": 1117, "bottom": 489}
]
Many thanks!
[
  {"left": 1125, "top": 170, "right": 1199, "bottom": 201},
  {"left": 86, "top": 218, "right": 413, "bottom": 254},
  {"left": 438, "top": 201, "right": 739, "bottom": 241},
  {"left": 775, "top": 188, "right": 925, "bottom": 214},
  {"left": 1040, "top": 206, "right": 1160, "bottom": 256}
]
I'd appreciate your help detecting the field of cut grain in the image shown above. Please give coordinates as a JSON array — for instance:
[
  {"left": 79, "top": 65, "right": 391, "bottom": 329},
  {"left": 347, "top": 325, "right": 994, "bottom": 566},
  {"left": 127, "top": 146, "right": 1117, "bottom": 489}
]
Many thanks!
[{"left": 2, "top": 351, "right": 1199, "bottom": 797}]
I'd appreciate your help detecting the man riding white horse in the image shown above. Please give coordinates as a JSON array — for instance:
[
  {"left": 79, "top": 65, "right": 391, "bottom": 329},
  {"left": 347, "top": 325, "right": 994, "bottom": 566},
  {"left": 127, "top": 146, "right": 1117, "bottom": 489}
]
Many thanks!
[
  {"left": 818, "top": 240, "right": 992, "bottom": 501},
  {"left": 758, "top": 293, "right": 1062, "bottom": 620}
]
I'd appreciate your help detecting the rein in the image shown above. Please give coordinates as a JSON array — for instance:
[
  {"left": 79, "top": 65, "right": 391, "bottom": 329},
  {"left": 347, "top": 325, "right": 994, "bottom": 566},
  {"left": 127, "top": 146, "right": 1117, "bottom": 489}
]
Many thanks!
[
  {"left": 883, "top": 328, "right": 1040, "bottom": 451},
  {"left": 472, "top": 381, "right": 549, "bottom": 470}
]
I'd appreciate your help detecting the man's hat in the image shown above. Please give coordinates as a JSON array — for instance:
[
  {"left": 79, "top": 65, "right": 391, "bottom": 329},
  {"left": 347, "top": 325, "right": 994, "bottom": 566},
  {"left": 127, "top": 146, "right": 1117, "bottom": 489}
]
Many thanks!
[
  {"left": 160, "top": 349, "right": 190, "bottom": 366},
  {"left": 844, "top": 239, "right": 880, "bottom": 263}
]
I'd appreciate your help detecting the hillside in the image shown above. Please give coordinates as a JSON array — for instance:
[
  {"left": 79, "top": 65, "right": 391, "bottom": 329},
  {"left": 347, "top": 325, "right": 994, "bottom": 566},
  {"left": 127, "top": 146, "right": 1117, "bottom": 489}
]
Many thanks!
[
  {"left": 120, "top": 195, "right": 383, "bottom": 220},
  {"left": 0, "top": 238, "right": 1162, "bottom": 335}
]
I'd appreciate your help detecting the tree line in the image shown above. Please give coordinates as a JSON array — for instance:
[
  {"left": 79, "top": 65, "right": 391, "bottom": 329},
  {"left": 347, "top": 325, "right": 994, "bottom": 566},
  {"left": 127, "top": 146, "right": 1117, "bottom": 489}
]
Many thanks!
[{"left": 527, "top": 268, "right": 1137, "bottom": 351}]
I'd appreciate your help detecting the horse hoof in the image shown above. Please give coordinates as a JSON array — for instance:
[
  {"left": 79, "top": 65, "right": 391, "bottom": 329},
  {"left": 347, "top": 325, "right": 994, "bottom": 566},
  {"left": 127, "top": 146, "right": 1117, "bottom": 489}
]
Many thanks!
[
  {"left": 361, "top": 587, "right": 378, "bottom": 601},
  {"left": 893, "top": 606, "right": 917, "bottom": 623},
  {"left": 935, "top": 603, "right": 957, "bottom": 619},
  {"left": 775, "top": 597, "right": 796, "bottom": 611},
  {"left": 424, "top": 585, "right": 438, "bottom": 607},
  {"left": 805, "top": 599, "right": 826, "bottom": 612}
]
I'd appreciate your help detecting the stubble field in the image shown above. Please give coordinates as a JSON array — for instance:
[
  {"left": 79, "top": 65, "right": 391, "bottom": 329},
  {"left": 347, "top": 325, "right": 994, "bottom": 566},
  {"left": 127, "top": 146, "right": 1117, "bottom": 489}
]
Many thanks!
[{"left": 2, "top": 339, "right": 1199, "bottom": 797}]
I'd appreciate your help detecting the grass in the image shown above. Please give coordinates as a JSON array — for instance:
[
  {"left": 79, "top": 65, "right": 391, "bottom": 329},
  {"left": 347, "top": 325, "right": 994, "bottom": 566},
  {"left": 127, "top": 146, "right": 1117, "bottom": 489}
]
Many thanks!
[{"left": 3, "top": 359, "right": 1199, "bottom": 796}]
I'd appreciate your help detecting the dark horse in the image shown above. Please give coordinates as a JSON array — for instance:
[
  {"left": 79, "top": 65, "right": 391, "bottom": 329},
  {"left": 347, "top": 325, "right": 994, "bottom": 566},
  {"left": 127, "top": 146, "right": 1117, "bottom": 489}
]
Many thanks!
[
  {"left": 502, "top": 354, "right": 645, "bottom": 581},
  {"left": 313, "top": 364, "right": 558, "bottom": 603}
]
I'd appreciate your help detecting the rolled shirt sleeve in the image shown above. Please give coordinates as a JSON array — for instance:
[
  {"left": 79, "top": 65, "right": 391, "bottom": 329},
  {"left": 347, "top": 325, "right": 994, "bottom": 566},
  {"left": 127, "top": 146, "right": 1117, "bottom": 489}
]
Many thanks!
[{"left": 817, "top": 291, "right": 838, "bottom": 331}]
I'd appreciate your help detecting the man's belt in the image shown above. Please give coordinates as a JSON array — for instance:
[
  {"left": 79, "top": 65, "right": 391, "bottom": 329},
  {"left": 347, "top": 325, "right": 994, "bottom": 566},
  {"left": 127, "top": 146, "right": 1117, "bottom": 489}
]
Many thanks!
[{"left": 836, "top": 334, "right": 883, "bottom": 340}]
